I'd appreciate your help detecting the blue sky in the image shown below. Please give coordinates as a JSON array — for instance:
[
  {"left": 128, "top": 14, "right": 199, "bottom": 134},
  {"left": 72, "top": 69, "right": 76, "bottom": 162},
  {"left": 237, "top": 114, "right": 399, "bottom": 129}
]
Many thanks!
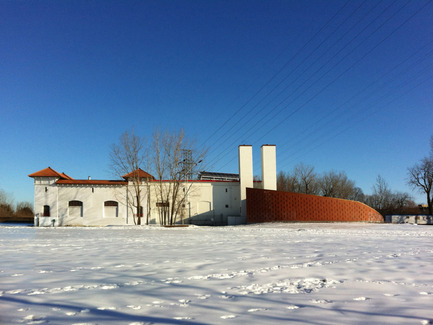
[{"left": 1, "top": 0, "right": 432, "bottom": 205}]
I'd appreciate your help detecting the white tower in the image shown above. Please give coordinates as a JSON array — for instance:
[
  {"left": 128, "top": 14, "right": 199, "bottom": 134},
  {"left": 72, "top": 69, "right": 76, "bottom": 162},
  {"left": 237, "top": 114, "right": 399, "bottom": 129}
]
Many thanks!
[
  {"left": 238, "top": 145, "right": 253, "bottom": 217},
  {"left": 261, "top": 145, "right": 277, "bottom": 191}
]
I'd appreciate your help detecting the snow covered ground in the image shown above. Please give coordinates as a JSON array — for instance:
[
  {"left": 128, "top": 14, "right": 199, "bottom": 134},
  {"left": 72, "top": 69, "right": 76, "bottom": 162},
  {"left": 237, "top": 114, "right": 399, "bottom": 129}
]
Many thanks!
[{"left": 1, "top": 223, "right": 432, "bottom": 325}]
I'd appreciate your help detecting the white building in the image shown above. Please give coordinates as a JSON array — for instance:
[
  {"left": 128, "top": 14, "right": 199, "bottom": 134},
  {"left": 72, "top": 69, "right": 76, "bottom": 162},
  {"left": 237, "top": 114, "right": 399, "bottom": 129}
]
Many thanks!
[{"left": 29, "top": 145, "right": 277, "bottom": 226}]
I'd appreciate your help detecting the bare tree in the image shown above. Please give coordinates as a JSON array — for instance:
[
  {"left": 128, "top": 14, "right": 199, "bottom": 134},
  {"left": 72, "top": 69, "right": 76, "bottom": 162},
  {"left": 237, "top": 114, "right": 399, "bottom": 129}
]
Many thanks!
[
  {"left": 15, "top": 202, "right": 34, "bottom": 220},
  {"left": 365, "top": 175, "right": 393, "bottom": 215},
  {"left": 365, "top": 175, "right": 413, "bottom": 215},
  {"left": 407, "top": 157, "right": 433, "bottom": 215},
  {"left": 151, "top": 128, "right": 206, "bottom": 225},
  {"left": 110, "top": 130, "right": 152, "bottom": 225},
  {"left": 348, "top": 186, "right": 365, "bottom": 202},
  {"left": 390, "top": 192, "right": 414, "bottom": 214},
  {"left": 293, "top": 163, "right": 319, "bottom": 195},
  {"left": 319, "top": 171, "right": 356, "bottom": 199},
  {"left": 277, "top": 171, "right": 287, "bottom": 191},
  {"left": 0, "top": 189, "right": 14, "bottom": 221},
  {"left": 0, "top": 189, "right": 14, "bottom": 207},
  {"left": 277, "top": 171, "right": 298, "bottom": 192}
]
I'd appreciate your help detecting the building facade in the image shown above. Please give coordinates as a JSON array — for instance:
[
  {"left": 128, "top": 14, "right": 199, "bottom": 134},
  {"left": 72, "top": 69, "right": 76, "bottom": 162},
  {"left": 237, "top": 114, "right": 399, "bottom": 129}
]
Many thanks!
[
  {"left": 29, "top": 168, "right": 245, "bottom": 226},
  {"left": 30, "top": 144, "right": 382, "bottom": 226},
  {"left": 29, "top": 145, "right": 276, "bottom": 226}
]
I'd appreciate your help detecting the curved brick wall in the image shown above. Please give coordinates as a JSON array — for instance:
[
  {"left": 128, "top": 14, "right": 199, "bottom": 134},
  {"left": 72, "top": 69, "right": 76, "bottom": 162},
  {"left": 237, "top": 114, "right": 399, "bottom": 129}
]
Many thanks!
[{"left": 246, "top": 188, "right": 383, "bottom": 223}]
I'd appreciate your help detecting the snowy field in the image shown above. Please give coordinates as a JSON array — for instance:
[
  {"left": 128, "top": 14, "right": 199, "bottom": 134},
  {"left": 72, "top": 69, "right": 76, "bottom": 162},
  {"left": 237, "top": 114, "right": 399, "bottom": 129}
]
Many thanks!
[{"left": 1, "top": 223, "right": 433, "bottom": 325}]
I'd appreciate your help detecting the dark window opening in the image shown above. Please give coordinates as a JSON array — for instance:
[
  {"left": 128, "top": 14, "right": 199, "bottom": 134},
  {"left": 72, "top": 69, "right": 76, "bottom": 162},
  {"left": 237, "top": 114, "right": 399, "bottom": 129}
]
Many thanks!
[
  {"left": 43, "top": 205, "right": 50, "bottom": 216},
  {"left": 69, "top": 200, "right": 83, "bottom": 207},
  {"left": 104, "top": 201, "right": 118, "bottom": 207}
]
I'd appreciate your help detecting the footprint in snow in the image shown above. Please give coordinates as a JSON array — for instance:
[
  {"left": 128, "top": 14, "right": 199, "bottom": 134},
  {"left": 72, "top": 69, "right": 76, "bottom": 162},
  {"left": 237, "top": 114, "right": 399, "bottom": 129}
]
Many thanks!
[
  {"left": 152, "top": 300, "right": 163, "bottom": 304},
  {"left": 248, "top": 308, "right": 267, "bottom": 312},
  {"left": 178, "top": 299, "right": 191, "bottom": 306},
  {"left": 100, "top": 284, "right": 118, "bottom": 290},
  {"left": 163, "top": 278, "right": 182, "bottom": 284},
  {"left": 421, "top": 320, "right": 433, "bottom": 325},
  {"left": 65, "top": 311, "right": 77, "bottom": 316},
  {"left": 149, "top": 300, "right": 166, "bottom": 308},
  {"left": 353, "top": 297, "right": 370, "bottom": 301},
  {"left": 127, "top": 305, "right": 142, "bottom": 310},
  {"left": 97, "top": 306, "right": 116, "bottom": 310},
  {"left": 311, "top": 299, "right": 332, "bottom": 304},
  {"left": 22, "top": 314, "right": 45, "bottom": 324}
]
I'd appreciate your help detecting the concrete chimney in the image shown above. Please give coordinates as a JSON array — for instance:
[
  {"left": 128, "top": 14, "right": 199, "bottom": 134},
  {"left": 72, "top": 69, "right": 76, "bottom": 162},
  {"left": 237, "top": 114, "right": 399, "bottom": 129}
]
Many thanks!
[
  {"left": 261, "top": 145, "right": 277, "bottom": 191},
  {"left": 239, "top": 145, "right": 253, "bottom": 217}
]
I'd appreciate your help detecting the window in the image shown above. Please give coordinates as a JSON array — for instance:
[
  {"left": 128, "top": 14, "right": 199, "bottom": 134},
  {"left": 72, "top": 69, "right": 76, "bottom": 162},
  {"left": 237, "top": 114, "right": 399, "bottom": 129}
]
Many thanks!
[
  {"left": 68, "top": 201, "right": 83, "bottom": 218},
  {"left": 137, "top": 206, "right": 143, "bottom": 217},
  {"left": 104, "top": 201, "right": 118, "bottom": 207},
  {"left": 69, "top": 200, "right": 83, "bottom": 207},
  {"left": 104, "top": 201, "right": 118, "bottom": 218},
  {"left": 43, "top": 205, "right": 50, "bottom": 216}
]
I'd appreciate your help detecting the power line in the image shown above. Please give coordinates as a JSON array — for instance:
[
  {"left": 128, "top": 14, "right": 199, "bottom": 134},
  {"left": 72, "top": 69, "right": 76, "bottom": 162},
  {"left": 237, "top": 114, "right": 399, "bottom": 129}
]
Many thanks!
[
  {"left": 280, "top": 71, "right": 433, "bottom": 169},
  {"left": 255, "top": 0, "right": 415, "bottom": 140},
  {"left": 214, "top": 0, "right": 432, "bottom": 172},
  {"left": 212, "top": 0, "right": 407, "bottom": 168},
  {"left": 207, "top": 0, "right": 370, "bottom": 149},
  {"left": 276, "top": 44, "right": 433, "bottom": 160},
  {"left": 200, "top": 0, "right": 352, "bottom": 150}
]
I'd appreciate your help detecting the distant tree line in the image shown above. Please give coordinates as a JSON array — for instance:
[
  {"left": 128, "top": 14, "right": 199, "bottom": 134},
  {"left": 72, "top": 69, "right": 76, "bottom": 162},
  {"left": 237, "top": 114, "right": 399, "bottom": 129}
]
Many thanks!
[
  {"left": 0, "top": 189, "right": 34, "bottom": 222},
  {"left": 277, "top": 163, "right": 415, "bottom": 216}
]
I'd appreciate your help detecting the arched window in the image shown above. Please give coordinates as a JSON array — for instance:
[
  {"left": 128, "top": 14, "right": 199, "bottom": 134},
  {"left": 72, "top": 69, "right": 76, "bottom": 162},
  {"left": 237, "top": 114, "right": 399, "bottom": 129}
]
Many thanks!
[
  {"left": 104, "top": 201, "right": 118, "bottom": 207},
  {"left": 68, "top": 200, "right": 83, "bottom": 218},
  {"left": 69, "top": 200, "right": 83, "bottom": 207},
  {"left": 104, "top": 201, "right": 118, "bottom": 218}
]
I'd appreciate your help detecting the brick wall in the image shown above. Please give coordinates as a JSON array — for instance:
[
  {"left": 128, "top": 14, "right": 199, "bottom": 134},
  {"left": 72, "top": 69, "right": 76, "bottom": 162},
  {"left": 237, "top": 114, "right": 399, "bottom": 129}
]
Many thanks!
[{"left": 246, "top": 188, "right": 383, "bottom": 223}]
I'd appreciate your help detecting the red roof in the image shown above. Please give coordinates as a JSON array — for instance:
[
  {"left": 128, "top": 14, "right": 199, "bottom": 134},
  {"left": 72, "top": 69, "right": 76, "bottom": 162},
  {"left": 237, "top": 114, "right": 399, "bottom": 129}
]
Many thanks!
[
  {"left": 56, "top": 179, "right": 127, "bottom": 186},
  {"left": 29, "top": 167, "right": 64, "bottom": 178},
  {"left": 122, "top": 168, "right": 155, "bottom": 180},
  {"left": 60, "top": 172, "right": 74, "bottom": 180}
]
